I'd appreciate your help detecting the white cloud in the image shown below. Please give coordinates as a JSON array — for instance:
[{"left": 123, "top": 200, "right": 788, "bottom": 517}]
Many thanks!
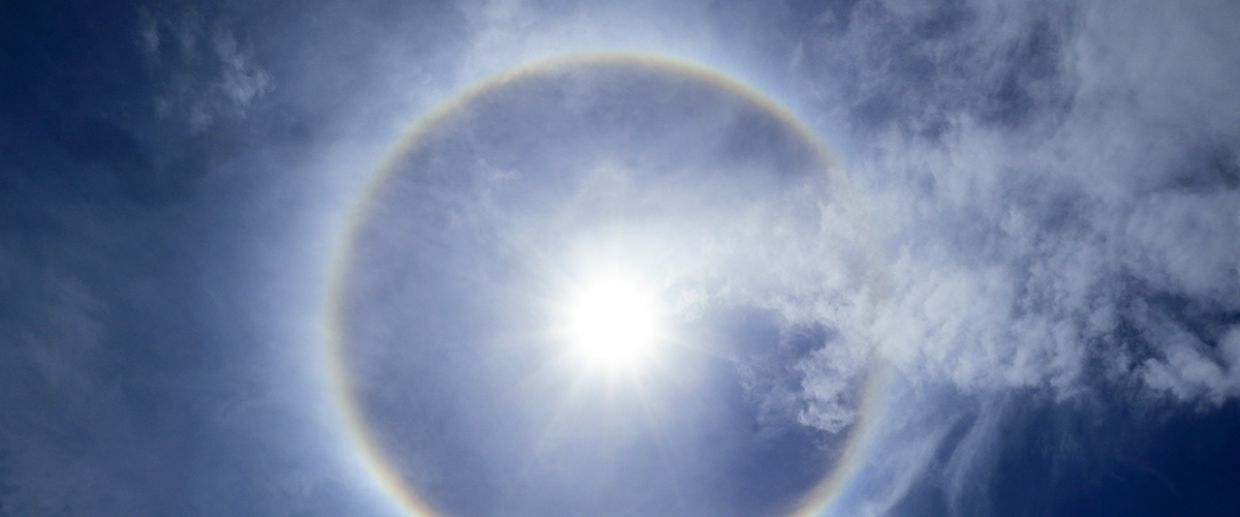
[
  {"left": 777, "top": 0, "right": 1240, "bottom": 417},
  {"left": 213, "top": 28, "right": 274, "bottom": 110},
  {"left": 452, "top": 0, "right": 722, "bottom": 80},
  {"left": 756, "top": 2, "right": 1240, "bottom": 510},
  {"left": 137, "top": 8, "right": 274, "bottom": 132}
]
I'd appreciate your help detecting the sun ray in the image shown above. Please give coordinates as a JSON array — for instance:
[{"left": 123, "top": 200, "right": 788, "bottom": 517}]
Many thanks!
[{"left": 553, "top": 267, "right": 668, "bottom": 377}]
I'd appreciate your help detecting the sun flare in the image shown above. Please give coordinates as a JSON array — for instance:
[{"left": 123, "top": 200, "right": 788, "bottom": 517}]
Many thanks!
[{"left": 556, "top": 270, "right": 666, "bottom": 373}]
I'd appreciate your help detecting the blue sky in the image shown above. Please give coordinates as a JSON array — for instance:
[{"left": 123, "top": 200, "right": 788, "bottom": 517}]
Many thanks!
[{"left": 3, "top": 1, "right": 1239, "bottom": 516}]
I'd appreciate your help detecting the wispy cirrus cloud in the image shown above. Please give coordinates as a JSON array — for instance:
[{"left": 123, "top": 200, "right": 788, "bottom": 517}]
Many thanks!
[
  {"left": 138, "top": 7, "right": 273, "bottom": 132},
  {"left": 770, "top": 0, "right": 1240, "bottom": 513}
]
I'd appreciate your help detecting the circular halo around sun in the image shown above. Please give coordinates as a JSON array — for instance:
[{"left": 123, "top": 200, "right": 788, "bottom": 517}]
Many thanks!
[{"left": 329, "top": 53, "right": 882, "bottom": 517}]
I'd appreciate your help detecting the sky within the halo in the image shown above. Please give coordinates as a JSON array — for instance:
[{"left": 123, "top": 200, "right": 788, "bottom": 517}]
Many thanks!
[
  {"left": 2, "top": 1, "right": 1240, "bottom": 517},
  {"left": 331, "top": 56, "right": 872, "bottom": 517}
]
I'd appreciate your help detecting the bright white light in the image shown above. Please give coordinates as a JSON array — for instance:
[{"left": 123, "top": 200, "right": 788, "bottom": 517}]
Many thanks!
[{"left": 557, "top": 270, "right": 665, "bottom": 374}]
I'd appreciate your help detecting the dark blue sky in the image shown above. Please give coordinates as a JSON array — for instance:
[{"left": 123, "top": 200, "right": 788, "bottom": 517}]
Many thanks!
[{"left": 3, "top": 1, "right": 1239, "bottom": 517}]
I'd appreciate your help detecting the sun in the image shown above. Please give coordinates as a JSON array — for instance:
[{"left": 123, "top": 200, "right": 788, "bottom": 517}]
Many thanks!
[{"left": 555, "top": 269, "right": 666, "bottom": 374}]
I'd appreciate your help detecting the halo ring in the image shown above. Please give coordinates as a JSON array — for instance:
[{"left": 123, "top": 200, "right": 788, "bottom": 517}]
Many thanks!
[{"left": 325, "top": 51, "right": 885, "bottom": 517}]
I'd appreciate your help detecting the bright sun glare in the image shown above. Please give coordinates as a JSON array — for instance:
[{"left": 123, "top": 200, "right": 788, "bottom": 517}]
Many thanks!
[{"left": 558, "top": 270, "right": 665, "bottom": 373}]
